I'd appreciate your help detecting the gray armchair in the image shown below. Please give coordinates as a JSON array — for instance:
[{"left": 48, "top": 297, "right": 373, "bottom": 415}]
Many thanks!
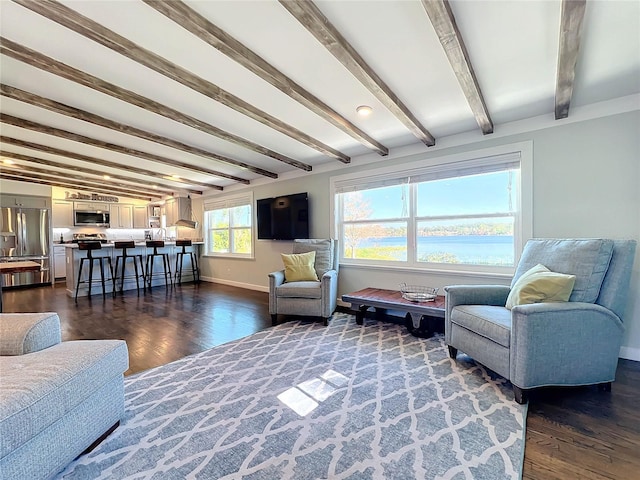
[
  {"left": 445, "top": 238, "right": 637, "bottom": 404},
  {"left": 269, "top": 239, "right": 339, "bottom": 326}
]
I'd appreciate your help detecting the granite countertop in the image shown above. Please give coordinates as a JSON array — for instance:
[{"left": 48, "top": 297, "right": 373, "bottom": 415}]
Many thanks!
[{"left": 62, "top": 241, "right": 204, "bottom": 248}]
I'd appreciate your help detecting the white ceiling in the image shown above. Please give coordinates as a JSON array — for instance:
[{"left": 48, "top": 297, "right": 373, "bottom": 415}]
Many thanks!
[{"left": 1, "top": 0, "right": 639, "bottom": 199}]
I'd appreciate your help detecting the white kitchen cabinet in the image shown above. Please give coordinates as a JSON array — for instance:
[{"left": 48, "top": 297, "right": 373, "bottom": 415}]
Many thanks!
[
  {"left": 1, "top": 195, "right": 51, "bottom": 209},
  {"left": 52, "top": 200, "right": 74, "bottom": 227},
  {"left": 110, "top": 204, "right": 133, "bottom": 228},
  {"left": 53, "top": 245, "right": 66, "bottom": 279},
  {"left": 133, "top": 205, "right": 148, "bottom": 228},
  {"left": 74, "top": 202, "right": 110, "bottom": 211}
]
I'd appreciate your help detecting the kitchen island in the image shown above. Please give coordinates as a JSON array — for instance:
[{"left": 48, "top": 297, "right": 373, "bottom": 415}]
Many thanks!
[{"left": 63, "top": 241, "right": 203, "bottom": 298}]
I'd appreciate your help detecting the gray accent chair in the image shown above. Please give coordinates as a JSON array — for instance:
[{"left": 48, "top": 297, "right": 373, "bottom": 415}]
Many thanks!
[
  {"left": 445, "top": 238, "right": 637, "bottom": 404},
  {"left": 269, "top": 239, "right": 339, "bottom": 326},
  {"left": 0, "top": 312, "right": 129, "bottom": 479}
]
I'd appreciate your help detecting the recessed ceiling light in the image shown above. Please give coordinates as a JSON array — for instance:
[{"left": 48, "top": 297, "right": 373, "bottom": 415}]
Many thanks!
[
  {"left": 103, "top": 175, "right": 110, "bottom": 180},
  {"left": 356, "top": 105, "right": 373, "bottom": 116},
  {"left": 2, "top": 159, "right": 15, "bottom": 165}
]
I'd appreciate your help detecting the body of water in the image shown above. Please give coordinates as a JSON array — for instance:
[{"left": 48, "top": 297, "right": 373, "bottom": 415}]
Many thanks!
[{"left": 356, "top": 235, "right": 514, "bottom": 265}]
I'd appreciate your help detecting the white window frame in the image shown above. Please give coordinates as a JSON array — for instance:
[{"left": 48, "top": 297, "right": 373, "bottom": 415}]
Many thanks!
[
  {"left": 203, "top": 192, "right": 254, "bottom": 259},
  {"left": 330, "top": 142, "right": 533, "bottom": 276}
]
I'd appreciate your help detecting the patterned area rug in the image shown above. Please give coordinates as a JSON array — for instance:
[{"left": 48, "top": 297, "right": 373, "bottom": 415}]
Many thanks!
[{"left": 57, "top": 313, "right": 527, "bottom": 479}]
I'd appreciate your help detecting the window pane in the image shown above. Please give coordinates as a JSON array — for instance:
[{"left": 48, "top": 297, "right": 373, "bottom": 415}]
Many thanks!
[
  {"left": 416, "top": 218, "right": 514, "bottom": 265},
  {"left": 232, "top": 228, "right": 251, "bottom": 254},
  {"left": 231, "top": 205, "right": 251, "bottom": 227},
  {"left": 212, "top": 230, "right": 230, "bottom": 253},
  {"left": 343, "top": 185, "right": 408, "bottom": 221},
  {"left": 417, "top": 170, "right": 517, "bottom": 217},
  {"left": 343, "top": 222, "right": 407, "bottom": 261},
  {"left": 210, "top": 209, "right": 229, "bottom": 228}
]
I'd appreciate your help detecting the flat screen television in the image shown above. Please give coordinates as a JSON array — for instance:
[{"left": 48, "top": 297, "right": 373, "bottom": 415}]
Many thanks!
[{"left": 257, "top": 192, "right": 309, "bottom": 240}]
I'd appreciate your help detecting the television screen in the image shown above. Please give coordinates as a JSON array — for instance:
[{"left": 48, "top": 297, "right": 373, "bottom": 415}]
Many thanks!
[{"left": 257, "top": 193, "right": 309, "bottom": 240}]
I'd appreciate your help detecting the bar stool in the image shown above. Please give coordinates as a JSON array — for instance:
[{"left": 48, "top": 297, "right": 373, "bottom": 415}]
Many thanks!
[
  {"left": 113, "top": 241, "right": 145, "bottom": 295},
  {"left": 74, "top": 241, "right": 114, "bottom": 302},
  {"left": 174, "top": 239, "right": 200, "bottom": 285},
  {"left": 145, "top": 240, "right": 172, "bottom": 289}
]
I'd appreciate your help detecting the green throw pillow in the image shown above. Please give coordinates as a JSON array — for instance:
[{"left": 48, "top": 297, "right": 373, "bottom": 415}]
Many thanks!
[
  {"left": 281, "top": 251, "right": 318, "bottom": 282},
  {"left": 506, "top": 263, "right": 576, "bottom": 310}
]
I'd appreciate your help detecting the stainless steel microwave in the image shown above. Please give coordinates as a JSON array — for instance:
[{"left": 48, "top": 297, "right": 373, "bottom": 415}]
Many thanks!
[{"left": 74, "top": 210, "right": 110, "bottom": 227}]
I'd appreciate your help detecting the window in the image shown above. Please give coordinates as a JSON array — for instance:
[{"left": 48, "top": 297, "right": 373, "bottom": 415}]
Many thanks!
[
  {"left": 203, "top": 193, "right": 253, "bottom": 258},
  {"left": 332, "top": 144, "right": 532, "bottom": 273}
]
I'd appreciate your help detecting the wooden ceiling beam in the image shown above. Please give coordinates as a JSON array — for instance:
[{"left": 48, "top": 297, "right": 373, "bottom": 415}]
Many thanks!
[
  {"left": 0, "top": 169, "right": 160, "bottom": 201},
  {"left": 555, "top": 0, "right": 586, "bottom": 119},
  {"left": 1, "top": 85, "right": 272, "bottom": 181},
  {"left": 0, "top": 115, "right": 226, "bottom": 190},
  {"left": 14, "top": 0, "right": 347, "bottom": 165},
  {"left": 421, "top": 0, "right": 493, "bottom": 135},
  {"left": 0, "top": 148, "right": 184, "bottom": 195},
  {"left": 0, "top": 135, "right": 202, "bottom": 195},
  {"left": 0, "top": 37, "right": 304, "bottom": 172},
  {"left": 145, "top": 0, "right": 387, "bottom": 157},
  {"left": 279, "top": 0, "right": 435, "bottom": 147}
]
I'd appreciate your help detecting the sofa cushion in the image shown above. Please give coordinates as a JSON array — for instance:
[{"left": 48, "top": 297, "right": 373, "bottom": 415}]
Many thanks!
[
  {"left": 276, "top": 281, "right": 322, "bottom": 299},
  {"left": 512, "top": 239, "right": 613, "bottom": 303},
  {"left": 281, "top": 251, "right": 318, "bottom": 282},
  {"left": 293, "top": 239, "right": 334, "bottom": 278},
  {"left": 450, "top": 305, "right": 512, "bottom": 348},
  {"left": 0, "top": 340, "right": 128, "bottom": 458},
  {"left": 505, "top": 264, "right": 576, "bottom": 310},
  {"left": 0, "top": 313, "right": 61, "bottom": 355}
]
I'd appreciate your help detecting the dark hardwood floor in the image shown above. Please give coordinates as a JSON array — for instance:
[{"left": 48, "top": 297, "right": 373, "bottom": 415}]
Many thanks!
[{"left": 3, "top": 282, "right": 639, "bottom": 479}]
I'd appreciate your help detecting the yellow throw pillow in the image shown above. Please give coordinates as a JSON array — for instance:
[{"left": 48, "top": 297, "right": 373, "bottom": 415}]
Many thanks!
[
  {"left": 281, "top": 251, "right": 318, "bottom": 282},
  {"left": 506, "top": 263, "right": 576, "bottom": 310}
]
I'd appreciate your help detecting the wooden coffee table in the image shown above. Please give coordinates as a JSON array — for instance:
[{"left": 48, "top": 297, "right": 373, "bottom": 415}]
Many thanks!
[{"left": 342, "top": 287, "right": 446, "bottom": 338}]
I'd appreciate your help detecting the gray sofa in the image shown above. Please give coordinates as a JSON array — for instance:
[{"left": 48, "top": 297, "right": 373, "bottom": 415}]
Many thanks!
[
  {"left": 445, "top": 238, "right": 637, "bottom": 404},
  {"left": 0, "top": 312, "right": 128, "bottom": 479}
]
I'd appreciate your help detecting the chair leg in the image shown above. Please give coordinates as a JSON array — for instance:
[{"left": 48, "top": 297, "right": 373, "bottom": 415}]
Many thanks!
[
  {"left": 190, "top": 252, "right": 199, "bottom": 283},
  {"left": 271, "top": 314, "right": 278, "bottom": 325},
  {"left": 323, "top": 316, "right": 329, "bottom": 326},
  {"left": 513, "top": 386, "right": 528, "bottom": 404},
  {"left": 447, "top": 346, "right": 458, "bottom": 359},
  {"left": 597, "top": 382, "right": 612, "bottom": 392}
]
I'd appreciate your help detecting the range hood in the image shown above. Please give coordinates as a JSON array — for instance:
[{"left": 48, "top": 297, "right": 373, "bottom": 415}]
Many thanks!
[
  {"left": 172, "top": 196, "right": 199, "bottom": 229},
  {"left": 174, "top": 218, "right": 199, "bottom": 229}
]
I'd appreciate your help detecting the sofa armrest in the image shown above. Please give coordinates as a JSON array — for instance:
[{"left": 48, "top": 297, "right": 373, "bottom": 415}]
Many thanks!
[
  {"left": 509, "top": 302, "right": 624, "bottom": 389},
  {"left": 445, "top": 285, "right": 510, "bottom": 313},
  {"left": 0, "top": 312, "right": 62, "bottom": 356},
  {"left": 268, "top": 270, "right": 286, "bottom": 314},
  {"left": 320, "top": 269, "right": 339, "bottom": 317}
]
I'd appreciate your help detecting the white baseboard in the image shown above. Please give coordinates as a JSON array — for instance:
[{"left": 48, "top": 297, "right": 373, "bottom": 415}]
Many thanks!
[
  {"left": 619, "top": 346, "right": 640, "bottom": 362},
  {"left": 199, "top": 276, "right": 269, "bottom": 293}
]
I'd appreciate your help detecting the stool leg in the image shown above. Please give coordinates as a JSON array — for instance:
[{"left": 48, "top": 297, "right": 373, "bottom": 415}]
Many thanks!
[
  {"left": 75, "top": 258, "right": 85, "bottom": 302},
  {"left": 175, "top": 252, "right": 183, "bottom": 285},
  {"left": 132, "top": 256, "right": 140, "bottom": 294},
  {"left": 98, "top": 258, "right": 106, "bottom": 298},
  {"left": 167, "top": 254, "right": 173, "bottom": 286},
  {"left": 119, "top": 255, "right": 126, "bottom": 293},
  {"left": 162, "top": 254, "right": 170, "bottom": 287},
  {"left": 147, "top": 255, "right": 154, "bottom": 289},
  {"left": 106, "top": 256, "right": 115, "bottom": 296},
  {"left": 87, "top": 257, "right": 94, "bottom": 298},
  {"left": 113, "top": 257, "right": 120, "bottom": 294},
  {"left": 189, "top": 252, "right": 199, "bottom": 283}
]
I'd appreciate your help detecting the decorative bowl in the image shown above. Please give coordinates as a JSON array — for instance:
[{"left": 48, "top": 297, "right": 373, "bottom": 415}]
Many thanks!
[{"left": 399, "top": 283, "right": 438, "bottom": 302}]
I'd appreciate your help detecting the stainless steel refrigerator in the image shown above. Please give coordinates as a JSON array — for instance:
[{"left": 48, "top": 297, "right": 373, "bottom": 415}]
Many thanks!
[{"left": 0, "top": 207, "right": 51, "bottom": 287}]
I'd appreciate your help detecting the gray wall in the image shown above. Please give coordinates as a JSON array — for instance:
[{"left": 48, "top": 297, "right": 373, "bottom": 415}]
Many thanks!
[{"left": 196, "top": 109, "right": 640, "bottom": 359}]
